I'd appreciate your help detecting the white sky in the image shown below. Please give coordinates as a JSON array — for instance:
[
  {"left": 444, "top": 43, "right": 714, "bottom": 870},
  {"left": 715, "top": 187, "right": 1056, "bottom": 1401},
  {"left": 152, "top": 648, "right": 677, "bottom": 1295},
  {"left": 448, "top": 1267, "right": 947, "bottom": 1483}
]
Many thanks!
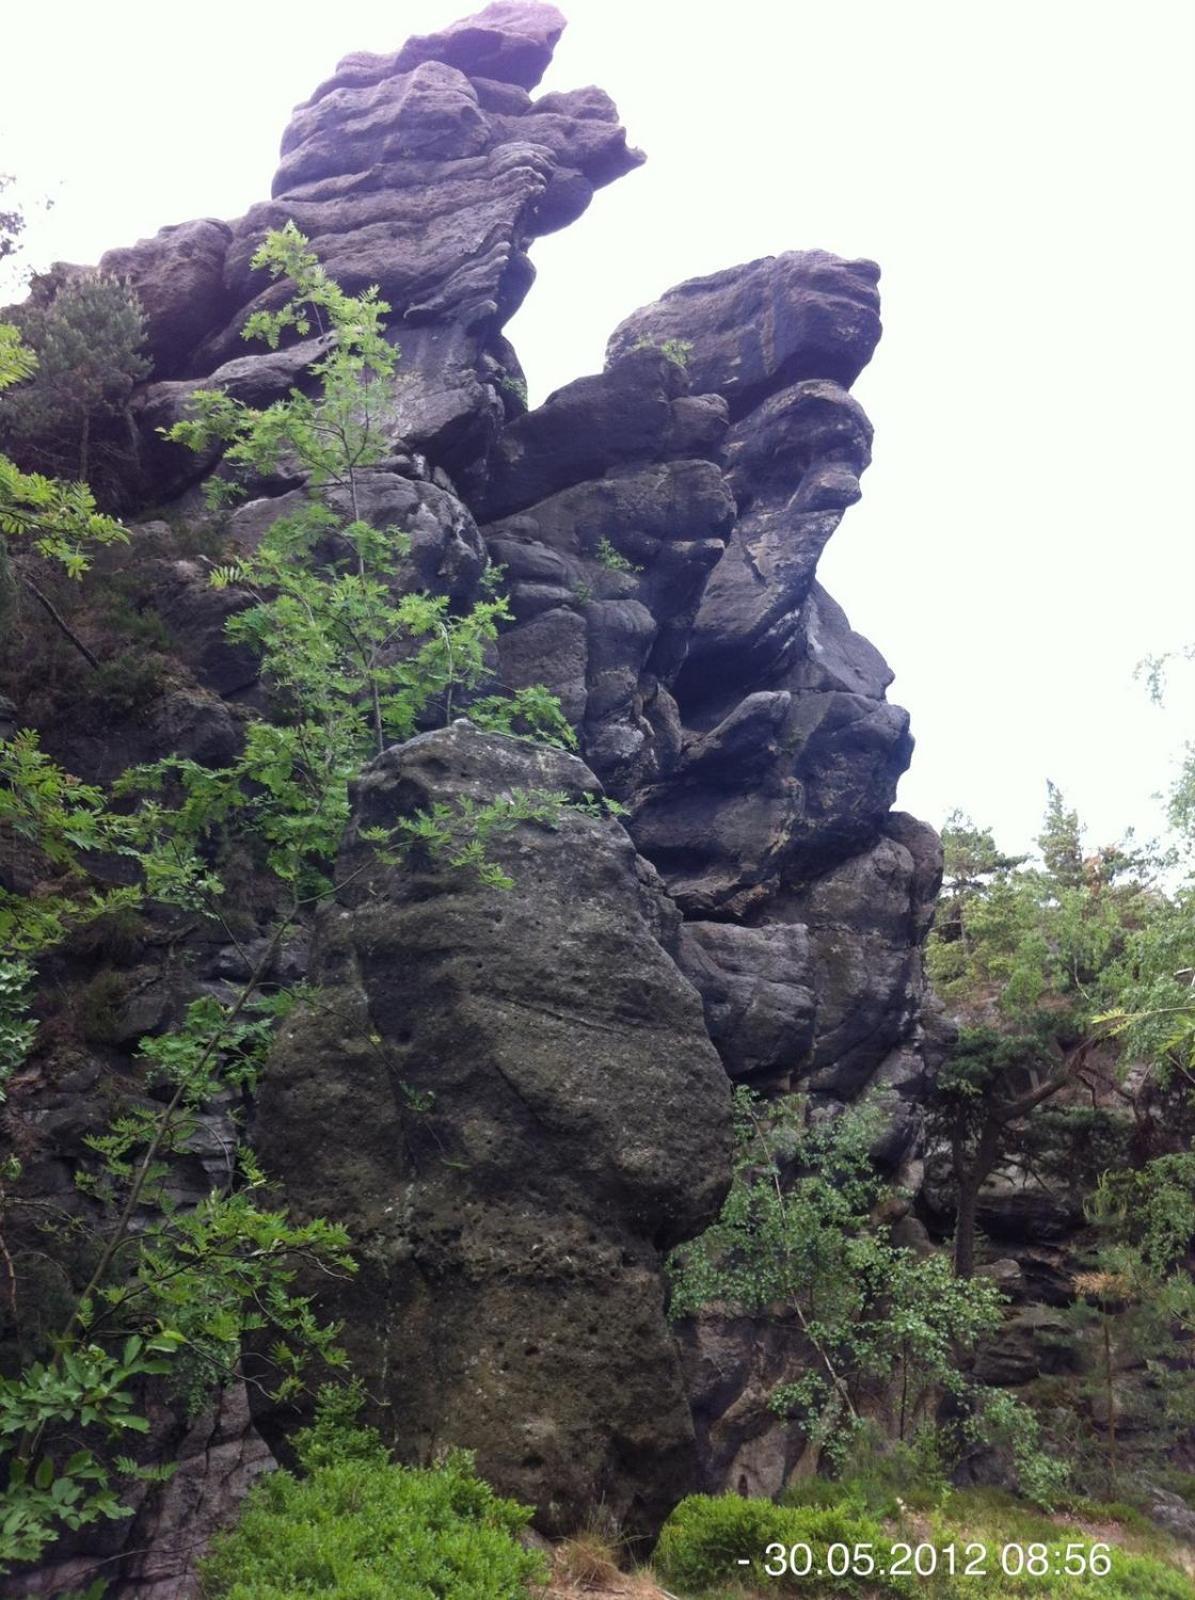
[{"left": 4, "top": 0, "right": 1193, "bottom": 855}]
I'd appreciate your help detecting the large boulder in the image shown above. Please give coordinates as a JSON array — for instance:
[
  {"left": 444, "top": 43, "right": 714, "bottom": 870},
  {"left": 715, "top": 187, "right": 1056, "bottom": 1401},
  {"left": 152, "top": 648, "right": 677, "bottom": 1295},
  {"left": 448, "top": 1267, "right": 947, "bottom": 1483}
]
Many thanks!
[
  {"left": 100, "top": 219, "right": 234, "bottom": 378},
  {"left": 607, "top": 250, "right": 882, "bottom": 420},
  {"left": 253, "top": 723, "right": 733, "bottom": 1537}
]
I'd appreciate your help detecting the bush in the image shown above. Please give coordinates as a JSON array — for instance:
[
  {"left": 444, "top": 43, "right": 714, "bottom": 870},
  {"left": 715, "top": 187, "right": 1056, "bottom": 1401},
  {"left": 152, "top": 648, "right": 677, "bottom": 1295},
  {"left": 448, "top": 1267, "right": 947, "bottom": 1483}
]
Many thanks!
[
  {"left": 653, "top": 1493, "right": 913, "bottom": 1597},
  {"left": 198, "top": 1417, "right": 546, "bottom": 1600},
  {"left": 654, "top": 1487, "right": 1195, "bottom": 1599}
]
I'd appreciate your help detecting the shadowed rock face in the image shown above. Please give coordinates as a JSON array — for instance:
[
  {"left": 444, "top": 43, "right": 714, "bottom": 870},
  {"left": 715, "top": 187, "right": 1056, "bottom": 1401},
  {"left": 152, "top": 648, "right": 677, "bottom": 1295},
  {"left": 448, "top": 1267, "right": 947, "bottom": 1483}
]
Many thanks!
[
  {"left": 253, "top": 724, "right": 733, "bottom": 1539},
  {"left": 6, "top": 4, "right": 943, "bottom": 1587}
]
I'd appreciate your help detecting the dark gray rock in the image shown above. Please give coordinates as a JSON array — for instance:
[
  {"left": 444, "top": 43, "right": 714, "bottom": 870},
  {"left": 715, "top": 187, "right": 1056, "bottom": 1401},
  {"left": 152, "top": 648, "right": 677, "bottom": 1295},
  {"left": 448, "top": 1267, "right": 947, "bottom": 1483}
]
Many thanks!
[
  {"left": 253, "top": 723, "right": 733, "bottom": 1539},
  {"left": 677, "top": 921, "right": 816, "bottom": 1087},
  {"left": 482, "top": 457, "right": 734, "bottom": 789},
  {"left": 111, "top": 1386, "right": 274, "bottom": 1600},
  {"left": 1142, "top": 1487, "right": 1195, "bottom": 1546},
  {"left": 227, "top": 471, "right": 487, "bottom": 603},
  {"left": 306, "top": 2, "right": 568, "bottom": 99},
  {"left": 606, "top": 250, "right": 882, "bottom": 420},
  {"left": 8, "top": 0, "right": 959, "bottom": 1559},
  {"left": 629, "top": 686, "right": 911, "bottom": 915},
  {"left": 100, "top": 219, "right": 234, "bottom": 378},
  {"left": 676, "top": 381, "right": 874, "bottom": 708},
  {"left": 132, "top": 333, "right": 335, "bottom": 500},
  {"left": 470, "top": 347, "right": 689, "bottom": 520},
  {"left": 972, "top": 1306, "right": 1076, "bottom": 1386}
]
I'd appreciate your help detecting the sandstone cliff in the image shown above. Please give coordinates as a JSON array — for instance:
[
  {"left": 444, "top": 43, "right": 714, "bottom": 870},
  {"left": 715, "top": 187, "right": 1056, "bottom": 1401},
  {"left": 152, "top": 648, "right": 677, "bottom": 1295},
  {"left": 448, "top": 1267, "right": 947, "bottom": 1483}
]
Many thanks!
[{"left": 2, "top": 4, "right": 942, "bottom": 1591}]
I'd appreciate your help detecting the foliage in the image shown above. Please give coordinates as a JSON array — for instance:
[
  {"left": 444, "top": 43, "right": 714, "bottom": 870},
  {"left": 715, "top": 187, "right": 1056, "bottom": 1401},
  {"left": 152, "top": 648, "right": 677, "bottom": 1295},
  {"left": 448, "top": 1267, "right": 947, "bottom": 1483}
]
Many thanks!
[
  {"left": 668, "top": 1090, "right": 1006, "bottom": 1466},
  {"left": 0, "top": 959, "right": 35, "bottom": 1105},
  {"left": 494, "top": 369, "right": 527, "bottom": 406},
  {"left": 928, "top": 752, "right": 1195, "bottom": 1500},
  {"left": 654, "top": 1492, "right": 914, "bottom": 1597},
  {"left": 0, "top": 726, "right": 218, "bottom": 953},
  {"left": 0, "top": 918, "right": 355, "bottom": 1572},
  {"left": 928, "top": 802, "right": 1151, "bottom": 1025},
  {"left": 1052, "top": 1154, "right": 1195, "bottom": 1495},
  {"left": 0, "top": 177, "right": 27, "bottom": 276},
  {"left": 165, "top": 225, "right": 575, "bottom": 800},
  {"left": 0, "top": 320, "right": 127, "bottom": 579},
  {"left": 629, "top": 334, "right": 693, "bottom": 369},
  {"left": 1, "top": 230, "right": 579, "bottom": 1577},
  {"left": 0, "top": 1333, "right": 188, "bottom": 1569},
  {"left": 199, "top": 1393, "right": 545, "bottom": 1600},
  {"left": 1093, "top": 645, "right": 1195, "bottom": 1089},
  {"left": 656, "top": 1485, "right": 1195, "bottom": 1599},
  {"left": 926, "top": 793, "right": 1159, "bottom": 1275},
  {"left": 0, "top": 273, "right": 149, "bottom": 490},
  {"left": 594, "top": 535, "right": 640, "bottom": 574},
  {"left": 917, "top": 1486, "right": 1195, "bottom": 1599}
]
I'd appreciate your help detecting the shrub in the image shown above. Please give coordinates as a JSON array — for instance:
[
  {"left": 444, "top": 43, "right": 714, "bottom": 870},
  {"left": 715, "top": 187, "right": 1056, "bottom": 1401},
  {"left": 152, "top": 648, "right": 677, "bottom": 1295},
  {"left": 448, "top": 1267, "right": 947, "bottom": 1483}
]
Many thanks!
[
  {"left": 199, "top": 1418, "right": 546, "bottom": 1600},
  {"left": 654, "top": 1486, "right": 1195, "bottom": 1599},
  {"left": 653, "top": 1493, "right": 913, "bottom": 1597}
]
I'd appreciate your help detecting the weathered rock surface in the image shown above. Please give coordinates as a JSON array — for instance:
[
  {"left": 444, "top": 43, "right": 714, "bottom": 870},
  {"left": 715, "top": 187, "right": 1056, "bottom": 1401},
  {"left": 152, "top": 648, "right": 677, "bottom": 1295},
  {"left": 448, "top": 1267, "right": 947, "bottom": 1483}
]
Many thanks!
[
  {"left": 4, "top": 1, "right": 948, "bottom": 1587},
  {"left": 87, "top": 0, "right": 643, "bottom": 500},
  {"left": 99, "top": 220, "right": 235, "bottom": 379},
  {"left": 253, "top": 723, "right": 733, "bottom": 1536},
  {"left": 606, "top": 251, "right": 882, "bottom": 419}
]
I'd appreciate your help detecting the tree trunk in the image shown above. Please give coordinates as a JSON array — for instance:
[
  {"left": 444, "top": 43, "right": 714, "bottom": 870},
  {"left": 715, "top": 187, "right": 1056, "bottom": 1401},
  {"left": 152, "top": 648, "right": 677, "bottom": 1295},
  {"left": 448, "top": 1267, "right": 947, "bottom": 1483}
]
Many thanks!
[{"left": 954, "top": 1171, "right": 982, "bottom": 1278}]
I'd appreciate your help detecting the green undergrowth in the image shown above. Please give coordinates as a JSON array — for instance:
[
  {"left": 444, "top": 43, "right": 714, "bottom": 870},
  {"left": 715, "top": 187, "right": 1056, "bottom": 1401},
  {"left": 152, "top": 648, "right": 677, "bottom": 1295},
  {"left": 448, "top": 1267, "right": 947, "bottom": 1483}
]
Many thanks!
[
  {"left": 653, "top": 1485, "right": 1195, "bottom": 1600},
  {"left": 198, "top": 1391, "right": 546, "bottom": 1600}
]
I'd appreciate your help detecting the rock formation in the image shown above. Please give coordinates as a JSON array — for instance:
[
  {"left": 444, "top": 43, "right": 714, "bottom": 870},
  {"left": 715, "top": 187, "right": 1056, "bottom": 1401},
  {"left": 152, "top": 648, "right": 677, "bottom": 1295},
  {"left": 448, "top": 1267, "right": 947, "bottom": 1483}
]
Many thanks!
[
  {"left": 3, "top": 3, "right": 945, "bottom": 1591},
  {"left": 254, "top": 724, "right": 733, "bottom": 1538}
]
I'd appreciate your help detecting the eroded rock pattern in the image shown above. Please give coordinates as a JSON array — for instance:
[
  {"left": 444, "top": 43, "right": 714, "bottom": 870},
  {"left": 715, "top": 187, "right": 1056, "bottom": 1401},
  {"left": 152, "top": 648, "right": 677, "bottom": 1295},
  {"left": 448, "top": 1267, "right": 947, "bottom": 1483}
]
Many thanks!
[
  {"left": 254, "top": 723, "right": 733, "bottom": 1539},
  {"left": 5, "top": 2, "right": 945, "bottom": 1589}
]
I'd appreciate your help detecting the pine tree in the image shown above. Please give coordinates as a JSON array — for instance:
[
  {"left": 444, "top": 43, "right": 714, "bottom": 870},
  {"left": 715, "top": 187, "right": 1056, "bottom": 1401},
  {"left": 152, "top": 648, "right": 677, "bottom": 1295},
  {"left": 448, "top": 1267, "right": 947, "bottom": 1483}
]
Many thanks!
[{"left": 0, "top": 272, "right": 149, "bottom": 495}]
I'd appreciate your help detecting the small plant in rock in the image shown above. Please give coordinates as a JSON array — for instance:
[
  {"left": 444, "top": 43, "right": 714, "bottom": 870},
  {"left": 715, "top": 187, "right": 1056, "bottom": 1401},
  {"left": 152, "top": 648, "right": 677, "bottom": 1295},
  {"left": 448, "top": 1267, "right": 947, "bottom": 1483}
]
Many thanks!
[
  {"left": 594, "top": 535, "right": 641, "bottom": 575},
  {"left": 630, "top": 334, "right": 693, "bottom": 369},
  {"left": 494, "top": 369, "right": 528, "bottom": 406}
]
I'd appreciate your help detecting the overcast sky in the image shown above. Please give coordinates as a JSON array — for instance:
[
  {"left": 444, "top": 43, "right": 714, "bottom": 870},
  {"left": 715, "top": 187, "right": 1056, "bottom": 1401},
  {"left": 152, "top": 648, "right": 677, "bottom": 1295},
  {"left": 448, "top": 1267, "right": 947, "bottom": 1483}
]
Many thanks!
[{"left": 5, "top": 0, "right": 1193, "bottom": 855}]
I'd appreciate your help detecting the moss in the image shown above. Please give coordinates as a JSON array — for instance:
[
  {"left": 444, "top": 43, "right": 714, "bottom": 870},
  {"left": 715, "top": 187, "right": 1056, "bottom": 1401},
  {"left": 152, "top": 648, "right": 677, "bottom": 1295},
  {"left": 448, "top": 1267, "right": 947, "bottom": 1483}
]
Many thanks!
[{"left": 66, "top": 906, "right": 149, "bottom": 967}]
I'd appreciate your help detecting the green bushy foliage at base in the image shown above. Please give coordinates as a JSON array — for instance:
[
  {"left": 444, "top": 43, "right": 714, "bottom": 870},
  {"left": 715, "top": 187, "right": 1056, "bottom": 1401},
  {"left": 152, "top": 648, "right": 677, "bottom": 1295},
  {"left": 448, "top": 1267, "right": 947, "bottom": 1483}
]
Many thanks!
[
  {"left": 653, "top": 1487, "right": 1195, "bottom": 1599},
  {"left": 653, "top": 1493, "right": 915, "bottom": 1597},
  {"left": 199, "top": 1410, "right": 545, "bottom": 1600},
  {"left": 919, "top": 1488, "right": 1195, "bottom": 1599}
]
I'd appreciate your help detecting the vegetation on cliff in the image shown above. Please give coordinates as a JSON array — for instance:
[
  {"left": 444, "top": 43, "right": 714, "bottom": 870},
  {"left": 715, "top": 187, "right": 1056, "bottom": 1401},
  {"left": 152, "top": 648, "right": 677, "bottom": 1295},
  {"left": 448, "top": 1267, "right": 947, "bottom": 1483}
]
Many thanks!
[{"left": 0, "top": 233, "right": 574, "bottom": 1583}]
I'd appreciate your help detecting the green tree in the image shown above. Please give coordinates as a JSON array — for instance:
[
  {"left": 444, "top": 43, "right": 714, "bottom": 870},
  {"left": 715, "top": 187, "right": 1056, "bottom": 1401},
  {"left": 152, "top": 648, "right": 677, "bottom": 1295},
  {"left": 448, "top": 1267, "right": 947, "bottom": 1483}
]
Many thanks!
[
  {"left": 1, "top": 229, "right": 579, "bottom": 1578},
  {"left": 668, "top": 1090, "right": 1006, "bottom": 1469},
  {"left": 926, "top": 794, "right": 1153, "bottom": 1276},
  {"left": 1065, "top": 1154, "right": 1195, "bottom": 1494},
  {"left": 1098, "top": 652, "right": 1195, "bottom": 1092},
  {"left": 0, "top": 272, "right": 148, "bottom": 491},
  {"left": 0, "top": 315, "right": 128, "bottom": 663}
]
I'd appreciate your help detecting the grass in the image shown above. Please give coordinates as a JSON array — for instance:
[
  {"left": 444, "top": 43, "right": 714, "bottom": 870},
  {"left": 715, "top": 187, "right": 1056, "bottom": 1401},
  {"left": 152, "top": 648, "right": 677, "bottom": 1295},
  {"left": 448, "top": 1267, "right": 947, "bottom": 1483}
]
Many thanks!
[{"left": 646, "top": 1485, "right": 1195, "bottom": 1599}]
